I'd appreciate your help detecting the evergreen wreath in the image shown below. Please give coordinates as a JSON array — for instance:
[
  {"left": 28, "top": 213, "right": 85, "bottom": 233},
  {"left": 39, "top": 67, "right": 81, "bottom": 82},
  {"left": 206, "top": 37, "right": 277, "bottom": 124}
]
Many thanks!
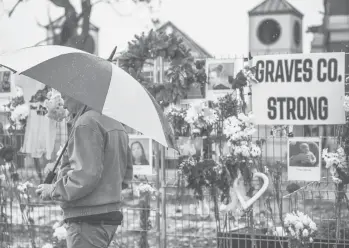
[{"left": 117, "top": 29, "right": 207, "bottom": 107}]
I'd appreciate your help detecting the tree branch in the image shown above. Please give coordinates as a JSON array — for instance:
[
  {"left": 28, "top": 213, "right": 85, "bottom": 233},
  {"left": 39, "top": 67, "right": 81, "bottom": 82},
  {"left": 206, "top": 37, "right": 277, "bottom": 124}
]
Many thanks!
[
  {"left": 33, "top": 37, "right": 55, "bottom": 47},
  {"left": 8, "top": 0, "right": 23, "bottom": 17},
  {"left": 81, "top": 0, "right": 92, "bottom": 39},
  {"left": 49, "top": 0, "right": 75, "bottom": 10}
]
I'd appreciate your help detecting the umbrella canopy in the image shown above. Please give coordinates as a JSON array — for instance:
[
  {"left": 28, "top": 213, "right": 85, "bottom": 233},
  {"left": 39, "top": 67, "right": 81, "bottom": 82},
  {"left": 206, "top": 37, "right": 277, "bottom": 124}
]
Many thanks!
[{"left": 0, "top": 45, "right": 177, "bottom": 150}]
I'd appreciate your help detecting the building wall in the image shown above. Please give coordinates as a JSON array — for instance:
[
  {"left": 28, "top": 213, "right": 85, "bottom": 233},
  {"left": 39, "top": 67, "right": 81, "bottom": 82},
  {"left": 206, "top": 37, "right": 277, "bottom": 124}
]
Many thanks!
[{"left": 249, "top": 14, "right": 302, "bottom": 55}]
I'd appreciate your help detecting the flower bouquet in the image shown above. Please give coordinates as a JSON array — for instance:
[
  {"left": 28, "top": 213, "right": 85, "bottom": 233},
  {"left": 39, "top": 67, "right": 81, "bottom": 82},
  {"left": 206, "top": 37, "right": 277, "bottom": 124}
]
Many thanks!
[
  {"left": 322, "top": 147, "right": 348, "bottom": 184},
  {"left": 223, "top": 113, "right": 261, "bottom": 165},
  {"left": 135, "top": 182, "right": 157, "bottom": 248},
  {"left": 3, "top": 86, "right": 29, "bottom": 133},
  {"left": 164, "top": 105, "right": 190, "bottom": 137},
  {"left": 45, "top": 90, "right": 69, "bottom": 122},
  {"left": 284, "top": 211, "right": 317, "bottom": 248},
  {"left": 185, "top": 101, "right": 218, "bottom": 137}
]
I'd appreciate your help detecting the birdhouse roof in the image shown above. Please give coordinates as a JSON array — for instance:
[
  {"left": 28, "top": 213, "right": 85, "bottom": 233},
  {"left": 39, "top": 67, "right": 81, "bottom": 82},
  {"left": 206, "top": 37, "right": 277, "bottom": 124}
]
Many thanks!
[
  {"left": 156, "top": 21, "right": 213, "bottom": 58},
  {"left": 249, "top": 0, "right": 303, "bottom": 18}
]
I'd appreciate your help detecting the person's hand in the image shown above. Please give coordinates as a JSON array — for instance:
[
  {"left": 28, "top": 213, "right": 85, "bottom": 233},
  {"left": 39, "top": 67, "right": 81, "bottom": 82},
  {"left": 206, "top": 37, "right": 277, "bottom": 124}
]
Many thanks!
[{"left": 36, "top": 184, "right": 54, "bottom": 201}]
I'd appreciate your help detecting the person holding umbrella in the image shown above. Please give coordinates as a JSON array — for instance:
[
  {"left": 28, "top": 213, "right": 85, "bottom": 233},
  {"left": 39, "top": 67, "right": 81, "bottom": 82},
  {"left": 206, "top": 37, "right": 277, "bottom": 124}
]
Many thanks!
[
  {"left": 0, "top": 44, "right": 178, "bottom": 247},
  {"left": 36, "top": 95, "right": 133, "bottom": 248}
]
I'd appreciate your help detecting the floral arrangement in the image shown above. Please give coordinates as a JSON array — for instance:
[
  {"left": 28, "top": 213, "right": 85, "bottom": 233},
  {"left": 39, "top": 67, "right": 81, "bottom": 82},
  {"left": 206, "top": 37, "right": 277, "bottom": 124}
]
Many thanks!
[
  {"left": 135, "top": 182, "right": 158, "bottom": 199},
  {"left": 223, "top": 113, "right": 256, "bottom": 143},
  {"left": 3, "top": 86, "right": 29, "bottom": 133},
  {"left": 284, "top": 211, "right": 317, "bottom": 248},
  {"left": 343, "top": 95, "right": 349, "bottom": 112},
  {"left": 135, "top": 182, "right": 157, "bottom": 248},
  {"left": 223, "top": 112, "right": 261, "bottom": 161},
  {"left": 118, "top": 30, "right": 207, "bottom": 107},
  {"left": 322, "top": 147, "right": 347, "bottom": 184},
  {"left": 164, "top": 105, "right": 190, "bottom": 137},
  {"left": 45, "top": 90, "right": 69, "bottom": 122},
  {"left": 178, "top": 157, "right": 224, "bottom": 200},
  {"left": 185, "top": 101, "right": 218, "bottom": 136}
]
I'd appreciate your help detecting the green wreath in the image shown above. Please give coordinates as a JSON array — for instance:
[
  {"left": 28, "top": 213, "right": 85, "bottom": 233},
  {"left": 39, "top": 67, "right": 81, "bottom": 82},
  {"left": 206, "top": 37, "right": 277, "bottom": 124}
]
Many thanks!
[{"left": 117, "top": 29, "right": 207, "bottom": 107}]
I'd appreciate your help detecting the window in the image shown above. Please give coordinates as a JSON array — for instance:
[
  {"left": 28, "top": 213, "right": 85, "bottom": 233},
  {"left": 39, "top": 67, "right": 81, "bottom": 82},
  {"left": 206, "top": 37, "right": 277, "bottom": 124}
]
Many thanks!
[
  {"left": 293, "top": 21, "right": 301, "bottom": 47},
  {"left": 142, "top": 71, "right": 154, "bottom": 82},
  {"left": 257, "top": 19, "right": 282, "bottom": 45}
]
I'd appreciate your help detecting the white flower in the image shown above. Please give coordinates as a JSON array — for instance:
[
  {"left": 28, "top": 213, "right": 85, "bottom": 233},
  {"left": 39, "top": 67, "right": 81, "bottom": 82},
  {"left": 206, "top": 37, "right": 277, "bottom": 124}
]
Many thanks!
[
  {"left": 301, "top": 215, "right": 311, "bottom": 226},
  {"left": 53, "top": 225, "right": 67, "bottom": 241},
  {"left": 309, "top": 221, "right": 317, "bottom": 231},
  {"left": 0, "top": 174, "right": 5, "bottom": 181},
  {"left": 322, "top": 148, "right": 345, "bottom": 169},
  {"left": 250, "top": 144, "right": 261, "bottom": 157},
  {"left": 17, "top": 181, "right": 34, "bottom": 193},
  {"left": 135, "top": 183, "right": 156, "bottom": 197},
  {"left": 302, "top": 229, "right": 309, "bottom": 237},
  {"left": 344, "top": 95, "right": 349, "bottom": 112},
  {"left": 241, "top": 145, "right": 250, "bottom": 157},
  {"left": 202, "top": 108, "right": 218, "bottom": 125},
  {"left": 309, "top": 237, "right": 313, "bottom": 243},
  {"left": 233, "top": 145, "right": 242, "bottom": 156},
  {"left": 42, "top": 244, "right": 54, "bottom": 248},
  {"left": 45, "top": 93, "right": 68, "bottom": 122},
  {"left": 290, "top": 228, "right": 296, "bottom": 237},
  {"left": 10, "top": 104, "right": 29, "bottom": 122}
]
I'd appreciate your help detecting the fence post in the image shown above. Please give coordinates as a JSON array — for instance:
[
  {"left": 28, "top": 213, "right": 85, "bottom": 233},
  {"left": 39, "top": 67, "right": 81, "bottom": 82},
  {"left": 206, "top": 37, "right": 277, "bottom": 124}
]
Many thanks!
[
  {"left": 161, "top": 146, "right": 167, "bottom": 248},
  {"left": 155, "top": 142, "right": 161, "bottom": 248}
]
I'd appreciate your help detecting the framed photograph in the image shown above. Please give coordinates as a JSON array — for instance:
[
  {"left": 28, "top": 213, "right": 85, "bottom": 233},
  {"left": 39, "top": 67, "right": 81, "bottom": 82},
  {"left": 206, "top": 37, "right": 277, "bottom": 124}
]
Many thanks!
[
  {"left": 129, "top": 135, "right": 153, "bottom": 176},
  {"left": 177, "top": 137, "right": 203, "bottom": 158},
  {"left": 206, "top": 59, "right": 237, "bottom": 98},
  {"left": 0, "top": 67, "right": 15, "bottom": 108},
  {"left": 287, "top": 137, "right": 321, "bottom": 182}
]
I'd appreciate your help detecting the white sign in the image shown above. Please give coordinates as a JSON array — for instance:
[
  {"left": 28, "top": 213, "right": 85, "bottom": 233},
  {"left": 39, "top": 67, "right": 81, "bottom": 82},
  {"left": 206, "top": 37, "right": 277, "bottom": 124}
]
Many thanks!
[
  {"left": 253, "top": 82, "right": 345, "bottom": 125},
  {"left": 252, "top": 53, "right": 346, "bottom": 125},
  {"left": 287, "top": 137, "right": 321, "bottom": 182}
]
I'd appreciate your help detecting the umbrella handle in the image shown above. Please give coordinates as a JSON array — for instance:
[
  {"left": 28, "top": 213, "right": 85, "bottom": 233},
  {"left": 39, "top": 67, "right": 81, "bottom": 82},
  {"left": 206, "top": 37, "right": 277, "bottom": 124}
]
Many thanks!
[{"left": 42, "top": 105, "right": 88, "bottom": 184}]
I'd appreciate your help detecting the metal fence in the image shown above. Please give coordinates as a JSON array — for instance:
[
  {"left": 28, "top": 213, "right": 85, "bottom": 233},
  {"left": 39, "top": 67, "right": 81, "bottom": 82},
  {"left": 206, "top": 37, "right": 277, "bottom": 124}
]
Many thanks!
[
  {"left": 0, "top": 52, "right": 348, "bottom": 248},
  {"left": 1, "top": 131, "right": 348, "bottom": 248}
]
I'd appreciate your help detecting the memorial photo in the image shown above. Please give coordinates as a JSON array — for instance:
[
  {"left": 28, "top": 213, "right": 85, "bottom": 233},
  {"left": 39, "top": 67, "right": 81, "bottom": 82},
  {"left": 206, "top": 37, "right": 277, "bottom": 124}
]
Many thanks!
[
  {"left": 287, "top": 137, "right": 322, "bottom": 182},
  {"left": 288, "top": 139, "right": 320, "bottom": 167},
  {"left": 207, "top": 60, "right": 235, "bottom": 91},
  {"left": 129, "top": 135, "right": 153, "bottom": 175}
]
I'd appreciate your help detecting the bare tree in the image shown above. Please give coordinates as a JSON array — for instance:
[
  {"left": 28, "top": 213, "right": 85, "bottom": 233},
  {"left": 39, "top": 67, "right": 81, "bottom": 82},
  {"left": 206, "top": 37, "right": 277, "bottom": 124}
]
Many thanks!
[{"left": 9, "top": 0, "right": 157, "bottom": 53}]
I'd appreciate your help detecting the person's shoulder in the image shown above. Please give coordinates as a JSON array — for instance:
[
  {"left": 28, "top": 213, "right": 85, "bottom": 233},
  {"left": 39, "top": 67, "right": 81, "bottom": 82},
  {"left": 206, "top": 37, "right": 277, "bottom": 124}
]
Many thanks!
[
  {"left": 77, "top": 110, "right": 126, "bottom": 132},
  {"left": 76, "top": 110, "right": 100, "bottom": 126}
]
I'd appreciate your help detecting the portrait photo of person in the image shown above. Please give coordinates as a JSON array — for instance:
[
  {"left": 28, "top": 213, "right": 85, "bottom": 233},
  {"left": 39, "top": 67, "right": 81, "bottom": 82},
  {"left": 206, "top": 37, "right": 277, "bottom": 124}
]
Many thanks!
[
  {"left": 288, "top": 139, "right": 320, "bottom": 168},
  {"left": 130, "top": 140, "right": 149, "bottom": 165},
  {"left": 207, "top": 60, "right": 235, "bottom": 91},
  {"left": 0, "top": 71, "right": 11, "bottom": 93},
  {"left": 129, "top": 136, "right": 153, "bottom": 175}
]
